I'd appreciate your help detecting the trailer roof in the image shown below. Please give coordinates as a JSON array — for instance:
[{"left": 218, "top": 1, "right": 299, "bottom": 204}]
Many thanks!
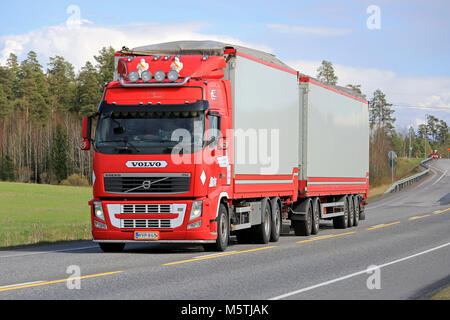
[{"left": 124, "top": 40, "right": 296, "bottom": 73}]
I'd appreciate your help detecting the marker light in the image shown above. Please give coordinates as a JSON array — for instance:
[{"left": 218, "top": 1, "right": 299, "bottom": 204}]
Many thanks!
[
  {"left": 141, "top": 70, "right": 152, "bottom": 82},
  {"left": 154, "top": 70, "right": 166, "bottom": 82},
  {"left": 167, "top": 70, "right": 179, "bottom": 82},
  {"left": 128, "top": 71, "right": 139, "bottom": 83}
]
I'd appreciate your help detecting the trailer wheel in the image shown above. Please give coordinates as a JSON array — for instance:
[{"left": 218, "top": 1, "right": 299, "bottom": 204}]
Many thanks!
[
  {"left": 292, "top": 200, "right": 312, "bottom": 236},
  {"left": 270, "top": 198, "right": 281, "bottom": 242},
  {"left": 99, "top": 243, "right": 125, "bottom": 253},
  {"left": 253, "top": 198, "right": 272, "bottom": 244},
  {"left": 333, "top": 196, "right": 348, "bottom": 229},
  {"left": 204, "top": 203, "right": 229, "bottom": 251},
  {"left": 353, "top": 195, "right": 360, "bottom": 226},
  {"left": 358, "top": 196, "right": 366, "bottom": 220},
  {"left": 347, "top": 195, "right": 354, "bottom": 228},
  {"left": 311, "top": 198, "right": 320, "bottom": 235}
]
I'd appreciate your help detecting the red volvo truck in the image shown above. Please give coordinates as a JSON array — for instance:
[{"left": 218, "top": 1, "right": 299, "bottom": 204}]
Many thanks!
[{"left": 81, "top": 41, "right": 369, "bottom": 252}]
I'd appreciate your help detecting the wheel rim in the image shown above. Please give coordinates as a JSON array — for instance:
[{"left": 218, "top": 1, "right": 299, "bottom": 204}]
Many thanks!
[
  {"left": 275, "top": 207, "right": 281, "bottom": 233},
  {"left": 220, "top": 212, "right": 228, "bottom": 243},
  {"left": 264, "top": 207, "right": 270, "bottom": 236}
]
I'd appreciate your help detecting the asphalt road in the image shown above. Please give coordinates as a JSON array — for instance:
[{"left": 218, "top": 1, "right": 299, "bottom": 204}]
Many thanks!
[{"left": 0, "top": 160, "right": 449, "bottom": 300}]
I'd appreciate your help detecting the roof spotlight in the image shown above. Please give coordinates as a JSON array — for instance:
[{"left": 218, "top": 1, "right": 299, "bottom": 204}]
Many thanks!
[
  {"left": 141, "top": 70, "right": 152, "bottom": 82},
  {"left": 128, "top": 71, "right": 139, "bottom": 83},
  {"left": 154, "top": 70, "right": 166, "bottom": 82},
  {"left": 167, "top": 70, "right": 179, "bottom": 82}
]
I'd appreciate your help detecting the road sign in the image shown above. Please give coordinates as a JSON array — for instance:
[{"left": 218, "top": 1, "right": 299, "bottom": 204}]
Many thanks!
[
  {"left": 389, "top": 159, "right": 397, "bottom": 168},
  {"left": 388, "top": 151, "right": 397, "bottom": 160}
]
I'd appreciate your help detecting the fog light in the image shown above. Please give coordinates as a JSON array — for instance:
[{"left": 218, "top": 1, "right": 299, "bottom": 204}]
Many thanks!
[
  {"left": 94, "top": 220, "right": 107, "bottom": 230},
  {"left": 187, "top": 220, "right": 202, "bottom": 230}
]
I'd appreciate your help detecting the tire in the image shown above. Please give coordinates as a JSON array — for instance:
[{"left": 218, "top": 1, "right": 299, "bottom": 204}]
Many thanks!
[
  {"left": 270, "top": 198, "right": 281, "bottom": 242},
  {"left": 205, "top": 203, "right": 229, "bottom": 251},
  {"left": 99, "top": 243, "right": 125, "bottom": 253},
  {"left": 358, "top": 197, "right": 366, "bottom": 220},
  {"left": 292, "top": 200, "right": 312, "bottom": 236},
  {"left": 353, "top": 195, "right": 360, "bottom": 226},
  {"left": 253, "top": 198, "right": 272, "bottom": 244},
  {"left": 333, "top": 196, "right": 348, "bottom": 229},
  {"left": 311, "top": 198, "right": 320, "bottom": 235},
  {"left": 347, "top": 195, "right": 354, "bottom": 228}
]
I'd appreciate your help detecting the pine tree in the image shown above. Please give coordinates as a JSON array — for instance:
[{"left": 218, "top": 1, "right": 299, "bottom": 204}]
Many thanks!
[
  {"left": 75, "top": 61, "right": 101, "bottom": 114},
  {"left": 51, "top": 124, "right": 69, "bottom": 183},
  {"left": 369, "top": 89, "right": 395, "bottom": 131},
  {"left": 316, "top": 60, "right": 338, "bottom": 85},
  {"left": 95, "top": 46, "right": 116, "bottom": 87},
  {"left": 0, "top": 155, "right": 15, "bottom": 181},
  {"left": 47, "top": 56, "right": 76, "bottom": 112}
]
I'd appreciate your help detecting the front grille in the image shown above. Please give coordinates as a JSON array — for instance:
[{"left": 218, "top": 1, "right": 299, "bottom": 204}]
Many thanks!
[
  {"left": 121, "top": 219, "right": 172, "bottom": 229},
  {"left": 122, "top": 204, "right": 171, "bottom": 214},
  {"left": 104, "top": 174, "right": 190, "bottom": 194}
]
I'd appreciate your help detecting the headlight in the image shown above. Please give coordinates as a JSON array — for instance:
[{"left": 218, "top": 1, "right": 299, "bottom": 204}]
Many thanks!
[
  {"left": 167, "top": 70, "right": 179, "bottom": 82},
  {"left": 141, "top": 70, "right": 152, "bottom": 82},
  {"left": 93, "top": 201, "right": 105, "bottom": 221},
  {"left": 128, "top": 71, "right": 139, "bottom": 83},
  {"left": 154, "top": 70, "right": 166, "bottom": 82},
  {"left": 189, "top": 201, "right": 203, "bottom": 221}
]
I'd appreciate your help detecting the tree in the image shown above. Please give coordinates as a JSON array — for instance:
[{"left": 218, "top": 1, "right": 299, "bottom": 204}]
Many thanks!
[
  {"left": 0, "top": 155, "right": 15, "bottom": 181},
  {"left": 75, "top": 61, "right": 101, "bottom": 114},
  {"left": 369, "top": 89, "right": 395, "bottom": 131},
  {"left": 47, "top": 56, "right": 76, "bottom": 112},
  {"left": 19, "top": 51, "right": 49, "bottom": 122},
  {"left": 316, "top": 60, "right": 338, "bottom": 85},
  {"left": 346, "top": 84, "right": 366, "bottom": 99},
  {"left": 95, "top": 46, "right": 116, "bottom": 87},
  {"left": 51, "top": 124, "right": 69, "bottom": 183},
  {"left": 0, "top": 83, "right": 11, "bottom": 118}
]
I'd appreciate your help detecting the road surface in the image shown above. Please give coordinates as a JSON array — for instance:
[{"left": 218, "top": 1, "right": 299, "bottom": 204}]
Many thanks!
[{"left": 0, "top": 159, "right": 449, "bottom": 300}]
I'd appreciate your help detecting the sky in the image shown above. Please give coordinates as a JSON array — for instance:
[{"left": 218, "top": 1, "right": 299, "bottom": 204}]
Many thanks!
[{"left": 0, "top": 0, "right": 449, "bottom": 132}]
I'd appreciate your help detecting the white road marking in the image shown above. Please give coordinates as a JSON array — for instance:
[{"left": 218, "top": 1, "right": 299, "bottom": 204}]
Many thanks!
[
  {"left": 0, "top": 281, "right": 45, "bottom": 289},
  {"left": 269, "top": 241, "right": 450, "bottom": 300},
  {"left": 431, "top": 170, "right": 447, "bottom": 186},
  {"left": 193, "top": 251, "right": 237, "bottom": 259},
  {"left": 0, "top": 246, "right": 98, "bottom": 259}
]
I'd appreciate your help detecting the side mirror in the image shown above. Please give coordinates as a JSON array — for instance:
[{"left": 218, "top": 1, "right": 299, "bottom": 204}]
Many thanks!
[
  {"left": 81, "top": 116, "right": 92, "bottom": 151},
  {"left": 81, "top": 139, "right": 91, "bottom": 151}
]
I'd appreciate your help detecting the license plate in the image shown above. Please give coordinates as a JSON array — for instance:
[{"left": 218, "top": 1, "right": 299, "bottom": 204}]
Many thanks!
[{"left": 134, "top": 231, "right": 159, "bottom": 241}]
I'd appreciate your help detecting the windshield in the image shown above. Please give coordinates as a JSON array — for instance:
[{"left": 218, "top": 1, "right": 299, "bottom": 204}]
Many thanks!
[{"left": 95, "top": 111, "right": 205, "bottom": 155}]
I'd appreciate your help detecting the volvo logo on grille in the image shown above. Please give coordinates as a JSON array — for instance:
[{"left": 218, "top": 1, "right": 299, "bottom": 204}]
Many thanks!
[
  {"left": 142, "top": 180, "right": 152, "bottom": 190},
  {"left": 126, "top": 161, "right": 168, "bottom": 168}
]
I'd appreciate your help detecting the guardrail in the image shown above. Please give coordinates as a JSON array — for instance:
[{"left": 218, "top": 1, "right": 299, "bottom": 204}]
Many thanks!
[{"left": 384, "top": 157, "right": 434, "bottom": 194}]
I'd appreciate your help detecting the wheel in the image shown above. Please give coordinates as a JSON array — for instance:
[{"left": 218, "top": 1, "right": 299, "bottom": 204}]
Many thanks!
[
  {"left": 99, "top": 243, "right": 125, "bottom": 253},
  {"left": 253, "top": 198, "right": 272, "bottom": 244},
  {"left": 311, "top": 198, "right": 320, "bottom": 235},
  {"left": 292, "top": 200, "right": 312, "bottom": 236},
  {"left": 270, "top": 198, "right": 282, "bottom": 242},
  {"left": 358, "top": 196, "right": 366, "bottom": 220},
  {"left": 215, "top": 203, "right": 230, "bottom": 251},
  {"left": 353, "top": 195, "right": 360, "bottom": 226},
  {"left": 347, "top": 195, "right": 354, "bottom": 228},
  {"left": 333, "top": 196, "right": 348, "bottom": 229}
]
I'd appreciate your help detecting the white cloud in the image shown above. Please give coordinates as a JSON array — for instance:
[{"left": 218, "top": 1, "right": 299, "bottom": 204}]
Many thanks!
[
  {"left": 267, "top": 23, "right": 352, "bottom": 36},
  {"left": 0, "top": 21, "right": 272, "bottom": 71},
  {"left": 288, "top": 59, "right": 450, "bottom": 128}
]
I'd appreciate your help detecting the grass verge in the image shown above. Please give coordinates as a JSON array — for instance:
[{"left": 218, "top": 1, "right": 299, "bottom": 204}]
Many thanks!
[{"left": 0, "top": 182, "right": 92, "bottom": 248}]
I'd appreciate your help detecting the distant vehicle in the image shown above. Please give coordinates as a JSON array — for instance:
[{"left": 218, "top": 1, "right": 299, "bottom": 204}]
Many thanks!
[{"left": 429, "top": 153, "right": 439, "bottom": 159}]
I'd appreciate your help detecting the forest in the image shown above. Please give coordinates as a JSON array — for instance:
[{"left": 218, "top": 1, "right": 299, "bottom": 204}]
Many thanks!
[{"left": 0, "top": 51, "right": 448, "bottom": 187}]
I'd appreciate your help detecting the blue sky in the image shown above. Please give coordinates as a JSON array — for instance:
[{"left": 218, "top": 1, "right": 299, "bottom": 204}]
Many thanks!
[{"left": 1, "top": 0, "right": 449, "bottom": 130}]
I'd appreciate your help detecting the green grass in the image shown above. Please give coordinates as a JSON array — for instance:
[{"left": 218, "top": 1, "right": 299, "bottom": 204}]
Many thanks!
[{"left": 0, "top": 182, "right": 92, "bottom": 248}]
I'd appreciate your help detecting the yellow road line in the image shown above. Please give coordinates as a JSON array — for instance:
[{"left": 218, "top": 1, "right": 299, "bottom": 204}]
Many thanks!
[
  {"left": 433, "top": 208, "right": 450, "bottom": 215},
  {"left": 366, "top": 221, "right": 400, "bottom": 231},
  {"left": 0, "top": 271, "right": 123, "bottom": 293},
  {"left": 296, "top": 232, "right": 356, "bottom": 244},
  {"left": 163, "top": 246, "right": 276, "bottom": 266},
  {"left": 408, "top": 214, "right": 431, "bottom": 221}
]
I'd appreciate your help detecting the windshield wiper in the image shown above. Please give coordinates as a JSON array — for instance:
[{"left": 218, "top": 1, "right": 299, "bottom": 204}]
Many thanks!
[{"left": 99, "top": 139, "right": 141, "bottom": 153}]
